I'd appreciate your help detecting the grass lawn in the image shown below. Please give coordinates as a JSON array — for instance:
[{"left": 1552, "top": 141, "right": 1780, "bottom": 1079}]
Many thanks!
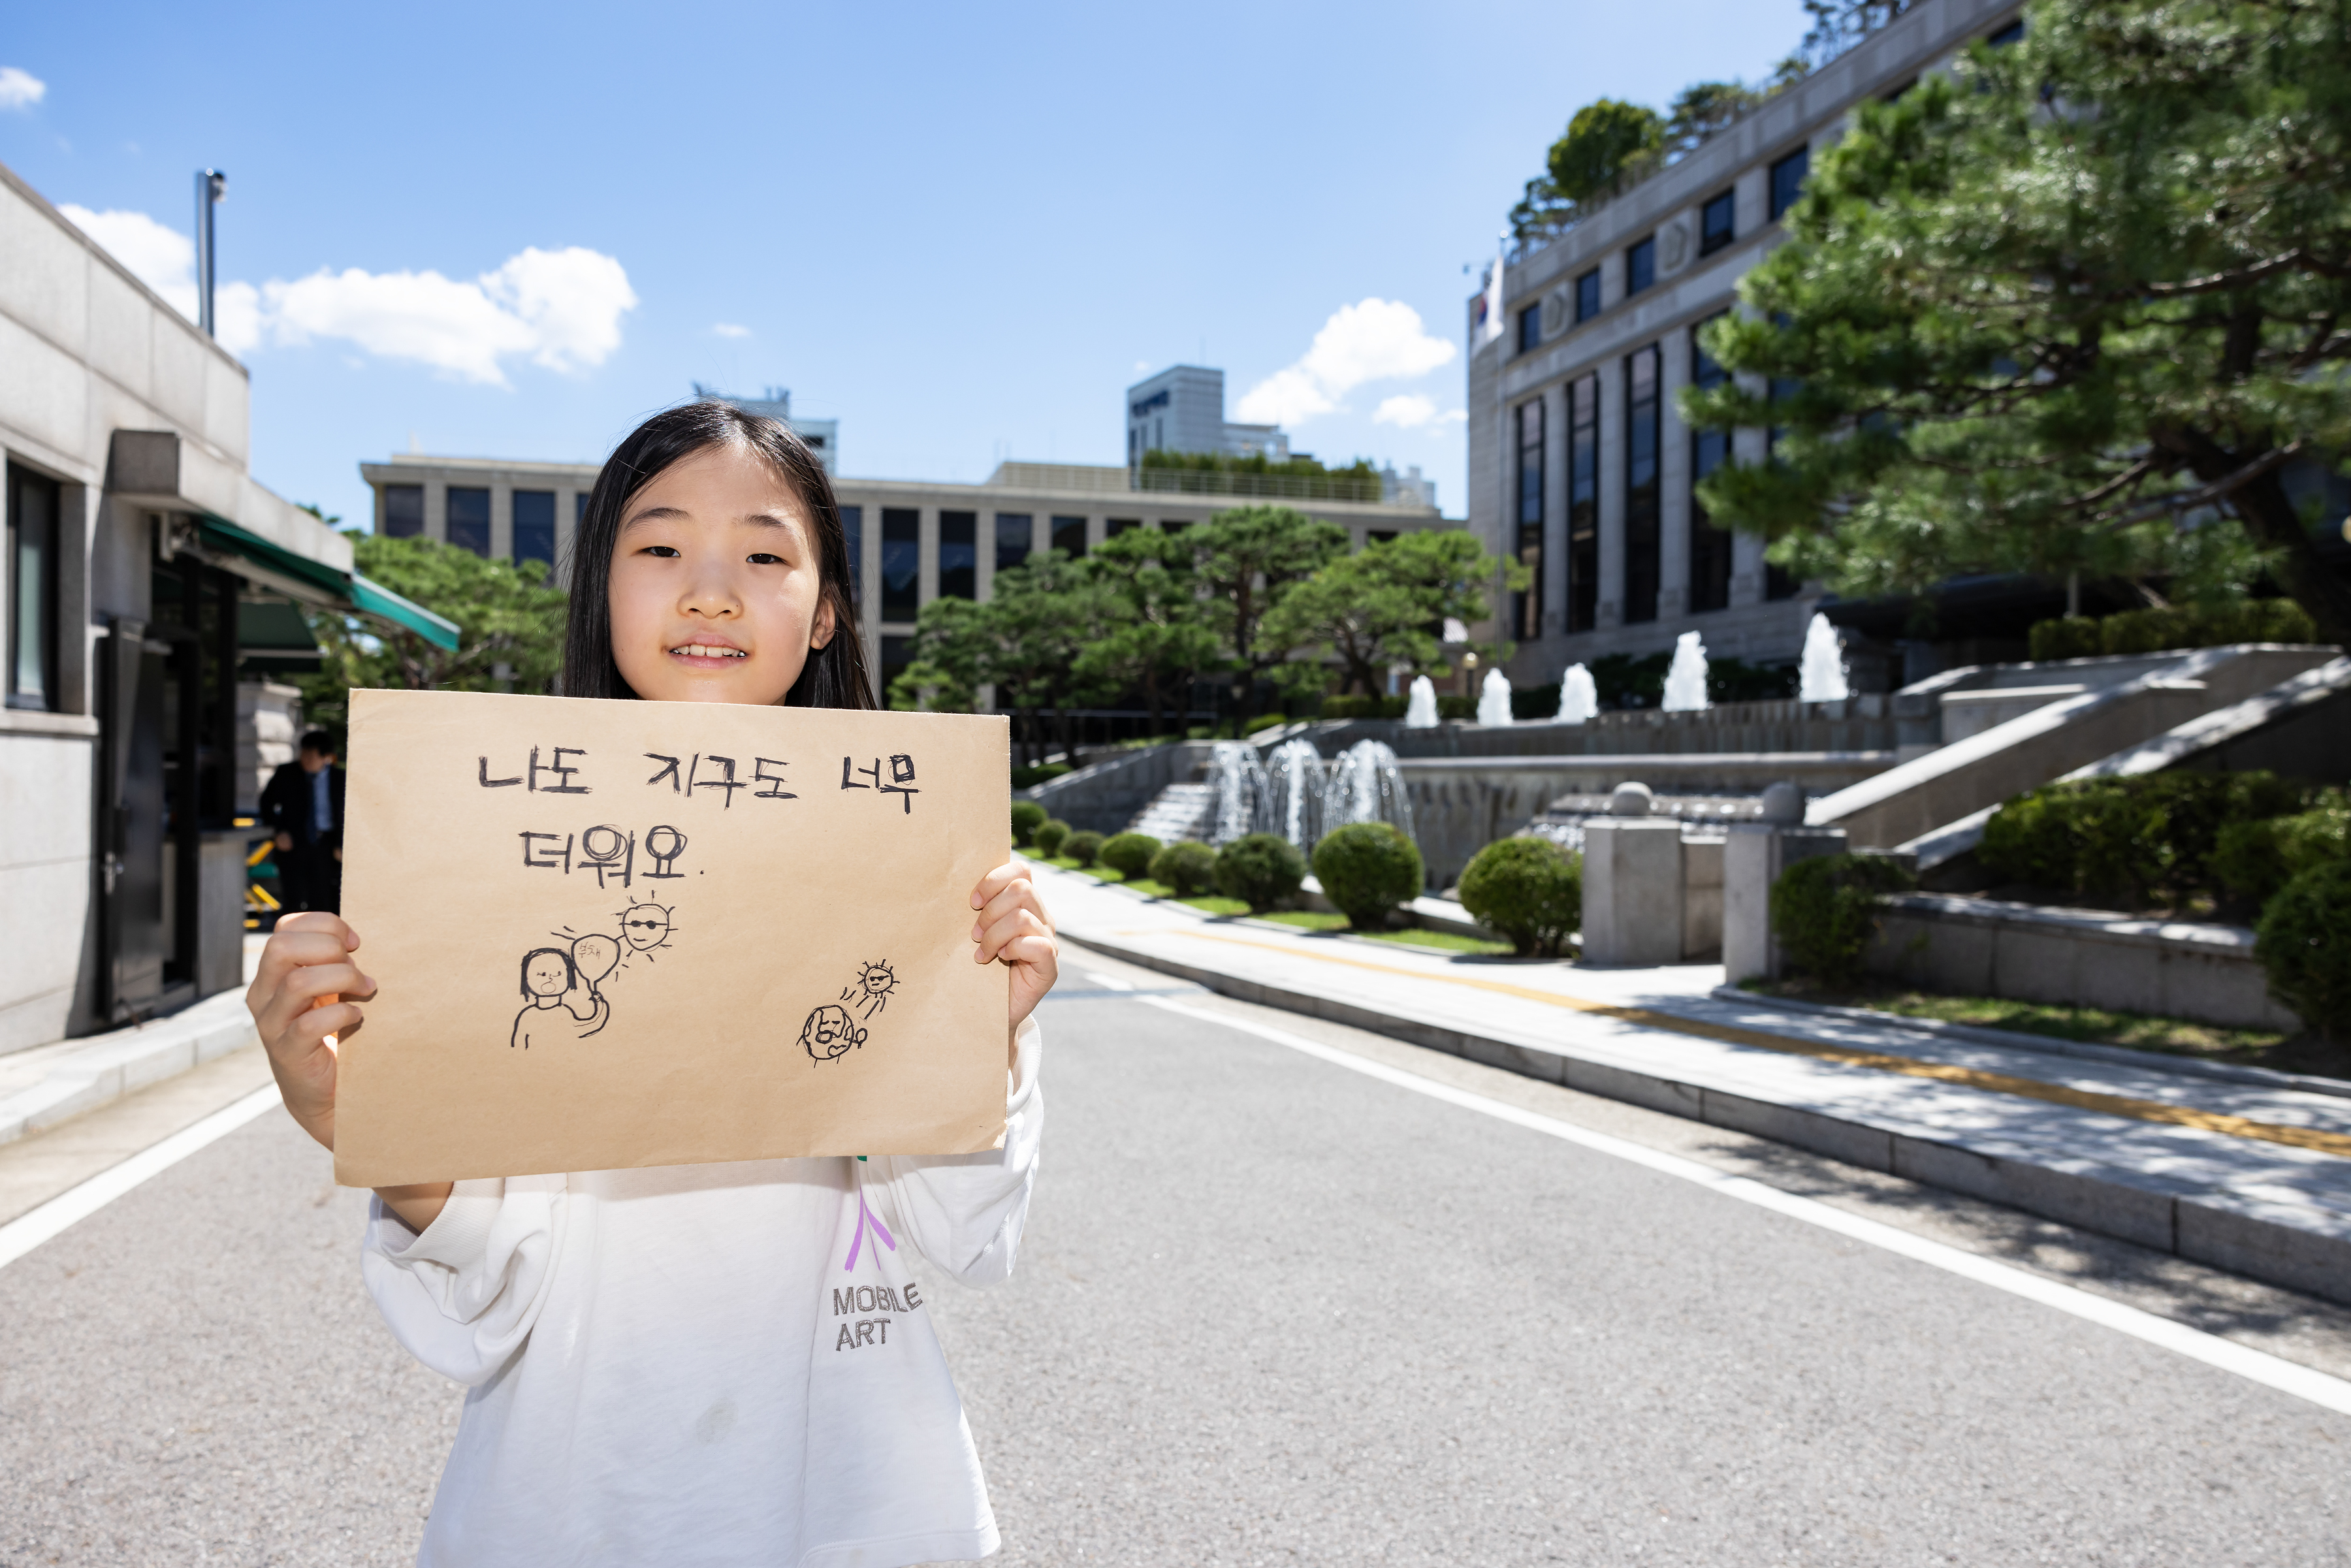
[
  {"left": 1256, "top": 910, "right": 1514, "bottom": 956},
  {"left": 1742, "top": 977, "right": 2351, "bottom": 1077}
]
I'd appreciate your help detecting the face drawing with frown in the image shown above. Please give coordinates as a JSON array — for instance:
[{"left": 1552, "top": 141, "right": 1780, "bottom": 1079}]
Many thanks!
[{"left": 522, "top": 950, "right": 572, "bottom": 1000}]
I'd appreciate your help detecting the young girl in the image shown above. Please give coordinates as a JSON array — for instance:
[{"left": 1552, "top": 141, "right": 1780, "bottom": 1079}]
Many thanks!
[{"left": 245, "top": 402, "right": 1056, "bottom": 1566}]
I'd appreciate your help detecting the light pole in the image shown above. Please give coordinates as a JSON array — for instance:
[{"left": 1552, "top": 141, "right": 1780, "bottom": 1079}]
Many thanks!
[{"left": 193, "top": 169, "right": 225, "bottom": 338}]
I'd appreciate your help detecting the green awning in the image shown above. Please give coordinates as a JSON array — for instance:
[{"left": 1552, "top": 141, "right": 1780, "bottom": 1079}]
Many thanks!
[
  {"left": 195, "top": 515, "right": 460, "bottom": 652},
  {"left": 350, "top": 574, "right": 460, "bottom": 650}
]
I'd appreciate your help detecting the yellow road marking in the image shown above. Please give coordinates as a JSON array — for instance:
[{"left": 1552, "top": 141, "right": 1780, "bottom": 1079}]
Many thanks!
[{"left": 1121, "top": 926, "right": 2351, "bottom": 1161}]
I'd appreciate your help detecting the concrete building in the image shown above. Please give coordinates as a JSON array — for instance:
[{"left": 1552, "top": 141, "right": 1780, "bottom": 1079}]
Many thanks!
[
  {"left": 1125, "top": 365, "right": 1290, "bottom": 467},
  {"left": 1, "top": 161, "right": 456, "bottom": 1051},
  {"left": 1467, "top": 0, "right": 2024, "bottom": 692},
  {"left": 359, "top": 453, "right": 1448, "bottom": 704},
  {"left": 693, "top": 383, "right": 838, "bottom": 474}
]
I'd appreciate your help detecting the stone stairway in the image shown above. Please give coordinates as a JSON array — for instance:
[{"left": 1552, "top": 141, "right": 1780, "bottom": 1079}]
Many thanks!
[{"left": 1127, "top": 782, "right": 1215, "bottom": 843}]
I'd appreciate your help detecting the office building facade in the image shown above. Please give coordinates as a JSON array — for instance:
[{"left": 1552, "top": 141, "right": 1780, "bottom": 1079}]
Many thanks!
[
  {"left": 1126, "top": 365, "right": 1290, "bottom": 467},
  {"left": 1467, "top": 0, "right": 2023, "bottom": 690}
]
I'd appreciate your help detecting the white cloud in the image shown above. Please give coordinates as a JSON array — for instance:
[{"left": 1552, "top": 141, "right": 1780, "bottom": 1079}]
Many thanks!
[
  {"left": 1373, "top": 394, "right": 1467, "bottom": 430},
  {"left": 712, "top": 321, "right": 751, "bottom": 339},
  {"left": 1234, "top": 298, "right": 1457, "bottom": 426},
  {"left": 0, "top": 67, "right": 44, "bottom": 112},
  {"left": 56, "top": 206, "right": 635, "bottom": 384}
]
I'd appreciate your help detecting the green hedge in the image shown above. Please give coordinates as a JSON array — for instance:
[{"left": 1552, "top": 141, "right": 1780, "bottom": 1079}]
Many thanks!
[
  {"left": 1149, "top": 840, "right": 1219, "bottom": 897},
  {"left": 2026, "top": 600, "right": 2317, "bottom": 662},
  {"left": 1312, "top": 822, "right": 1423, "bottom": 929},
  {"left": 2257, "top": 860, "right": 2351, "bottom": 1040},
  {"left": 1215, "top": 833, "right": 1307, "bottom": 912},
  {"left": 1064, "top": 829, "right": 1104, "bottom": 867},
  {"left": 1011, "top": 762, "right": 1074, "bottom": 790},
  {"left": 2213, "top": 797, "right": 2351, "bottom": 902},
  {"left": 1322, "top": 694, "right": 1408, "bottom": 720},
  {"left": 1010, "top": 801, "right": 1047, "bottom": 847},
  {"left": 1770, "top": 854, "right": 1915, "bottom": 985},
  {"left": 1979, "top": 771, "right": 2309, "bottom": 903},
  {"left": 1100, "top": 831, "right": 1160, "bottom": 880},
  {"left": 1457, "top": 837, "right": 1581, "bottom": 957},
  {"left": 1033, "top": 819, "right": 1072, "bottom": 859},
  {"left": 1436, "top": 694, "right": 1476, "bottom": 721}
]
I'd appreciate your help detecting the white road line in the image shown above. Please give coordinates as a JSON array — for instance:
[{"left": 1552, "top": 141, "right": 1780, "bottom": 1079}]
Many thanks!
[
  {"left": 0, "top": 1083, "right": 284, "bottom": 1272},
  {"left": 1139, "top": 994, "right": 2351, "bottom": 1418}
]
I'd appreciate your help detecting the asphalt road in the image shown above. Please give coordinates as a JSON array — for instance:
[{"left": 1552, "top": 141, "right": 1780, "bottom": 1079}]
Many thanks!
[{"left": 5, "top": 953, "right": 2351, "bottom": 1565}]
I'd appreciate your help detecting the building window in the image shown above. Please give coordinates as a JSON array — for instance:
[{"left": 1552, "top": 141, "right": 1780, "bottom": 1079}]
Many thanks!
[
  {"left": 1518, "top": 304, "right": 1542, "bottom": 355},
  {"left": 840, "top": 504, "right": 861, "bottom": 592},
  {"left": 384, "top": 483, "right": 424, "bottom": 539},
  {"left": 447, "top": 487, "right": 490, "bottom": 556},
  {"left": 1987, "top": 18, "right": 2024, "bottom": 45},
  {"left": 880, "top": 635, "right": 911, "bottom": 703},
  {"left": 574, "top": 492, "right": 590, "bottom": 529},
  {"left": 1770, "top": 147, "right": 1810, "bottom": 223},
  {"left": 1106, "top": 518, "right": 1139, "bottom": 538},
  {"left": 1626, "top": 236, "right": 1657, "bottom": 296},
  {"left": 513, "top": 489, "right": 555, "bottom": 570},
  {"left": 938, "top": 511, "right": 976, "bottom": 600},
  {"left": 1624, "top": 344, "right": 1661, "bottom": 624},
  {"left": 1514, "top": 398, "right": 1544, "bottom": 641},
  {"left": 1567, "top": 374, "right": 1599, "bottom": 634},
  {"left": 1575, "top": 268, "right": 1601, "bottom": 323},
  {"left": 1051, "top": 515, "right": 1087, "bottom": 558},
  {"left": 1160, "top": 519, "right": 1189, "bottom": 536},
  {"left": 7, "top": 463, "right": 59, "bottom": 711},
  {"left": 1688, "top": 319, "right": 1734, "bottom": 615},
  {"left": 1700, "top": 189, "right": 1736, "bottom": 257},
  {"left": 995, "top": 513, "right": 1031, "bottom": 573},
  {"left": 1367, "top": 530, "right": 1398, "bottom": 545},
  {"left": 881, "top": 507, "right": 920, "bottom": 621}
]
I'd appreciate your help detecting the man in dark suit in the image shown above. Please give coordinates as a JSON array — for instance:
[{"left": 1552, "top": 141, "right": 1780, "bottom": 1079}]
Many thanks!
[{"left": 259, "top": 729, "right": 347, "bottom": 916}]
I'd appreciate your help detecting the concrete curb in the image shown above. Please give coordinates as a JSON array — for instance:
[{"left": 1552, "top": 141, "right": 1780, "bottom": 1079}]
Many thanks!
[
  {"left": 0, "top": 991, "right": 259, "bottom": 1147},
  {"left": 1711, "top": 985, "right": 2351, "bottom": 1102},
  {"left": 1061, "top": 927, "right": 2351, "bottom": 1307}
]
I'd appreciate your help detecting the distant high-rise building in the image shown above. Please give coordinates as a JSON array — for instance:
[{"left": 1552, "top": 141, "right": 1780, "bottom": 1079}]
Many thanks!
[
  {"left": 694, "top": 383, "right": 838, "bottom": 474},
  {"left": 1380, "top": 463, "right": 1437, "bottom": 511},
  {"left": 1125, "top": 365, "right": 1289, "bottom": 468}
]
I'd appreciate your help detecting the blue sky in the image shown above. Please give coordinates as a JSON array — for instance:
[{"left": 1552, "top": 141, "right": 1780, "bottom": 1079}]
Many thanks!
[{"left": 1, "top": 1, "right": 1809, "bottom": 530}]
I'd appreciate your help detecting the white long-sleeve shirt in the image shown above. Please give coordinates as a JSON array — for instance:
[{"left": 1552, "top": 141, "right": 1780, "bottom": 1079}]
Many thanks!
[{"left": 362, "top": 1017, "right": 1042, "bottom": 1567}]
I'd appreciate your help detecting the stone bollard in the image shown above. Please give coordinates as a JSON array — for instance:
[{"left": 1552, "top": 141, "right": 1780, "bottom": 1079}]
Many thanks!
[
  {"left": 1580, "top": 782, "right": 1687, "bottom": 966},
  {"left": 1722, "top": 782, "right": 1849, "bottom": 984}
]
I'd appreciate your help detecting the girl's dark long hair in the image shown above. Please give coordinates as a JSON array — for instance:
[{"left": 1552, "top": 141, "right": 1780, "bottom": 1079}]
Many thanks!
[{"left": 559, "top": 401, "right": 876, "bottom": 709}]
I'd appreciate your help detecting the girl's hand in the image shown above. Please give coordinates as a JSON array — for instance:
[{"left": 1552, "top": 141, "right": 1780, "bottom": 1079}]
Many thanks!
[
  {"left": 970, "top": 861, "right": 1057, "bottom": 1033},
  {"left": 245, "top": 911, "right": 374, "bottom": 1152}
]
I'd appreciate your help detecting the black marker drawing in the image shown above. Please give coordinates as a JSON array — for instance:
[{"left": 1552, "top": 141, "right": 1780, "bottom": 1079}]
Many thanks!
[
  {"left": 508, "top": 902, "right": 677, "bottom": 1048},
  {"left": 845, "top": 959, "right": 899, "bottom": 1019},
  {"left": 801, "top": 1004, "right": 867, "bottom": 1063},
  {"left": 644, "top": 825, "right": 688, "bottom": 878},
  {"left": 619, "top": 894, "right": 677, "bottom": 959}
]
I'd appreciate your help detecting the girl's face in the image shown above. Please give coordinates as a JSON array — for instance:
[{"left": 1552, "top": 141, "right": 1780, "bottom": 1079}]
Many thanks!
[{"left": 608, "top": 443, "right": 837, "bottom": 705}]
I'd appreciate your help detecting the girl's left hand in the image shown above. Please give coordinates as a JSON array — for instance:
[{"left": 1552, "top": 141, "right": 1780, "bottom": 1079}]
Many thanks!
[{"left": 970, "top": 862, "right": 1058, "bottom": 1031}]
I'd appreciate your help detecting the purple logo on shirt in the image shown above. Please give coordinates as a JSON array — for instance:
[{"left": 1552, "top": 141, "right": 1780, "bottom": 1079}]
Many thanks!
[{"left": 844, "top": 1184, "right": 896, "bottom": 1272}]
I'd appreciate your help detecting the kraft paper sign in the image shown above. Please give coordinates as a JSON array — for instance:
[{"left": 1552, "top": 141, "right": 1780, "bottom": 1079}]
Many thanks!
[{"left": 334, "top": 689, "right": 1010, "bottom": 1187}]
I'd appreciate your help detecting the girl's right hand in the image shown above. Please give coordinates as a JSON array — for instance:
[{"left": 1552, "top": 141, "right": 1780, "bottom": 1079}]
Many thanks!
[{"left": 244, "top": 911, "right": 376, "bottom": 1153}]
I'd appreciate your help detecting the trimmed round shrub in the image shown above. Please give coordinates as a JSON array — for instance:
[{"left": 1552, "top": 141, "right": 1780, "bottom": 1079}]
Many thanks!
[
  {"left": 1458, "top": 837, "right": 1582, "bottom": 957},
  {"left": 1100, "top": 831, "right": 1160, "bottom": 880},
  {"left": 1979, "top": 771, "right": 2308, "bottom": 903},
  {"left": 1010, "top": 801, "right": 1048, "bottom": 847},
  {"left": 1313, "top": 822, "right": 1424, "bottom": 930},
  {"left": 1063, "top": 829, "right": 1104, "bottom": 867},
  {"left": 1770, "top": 853, "right": 1915, "bottom": 986},
  {"left": 1216, "top": 833, "right": 1307, "bottom": 912},
  {"left": 1033, "top": 818, "right": 1072, "bottom": 859},
  {"left": 2215, "top": 800, "right": 2351, "bottom": 903},
  {"left": 2256, "top": 859, "right": 2351, "bottom": 1040},
  {"left": 1149, "top": 840, "right": 1219, "bottom": 897}
]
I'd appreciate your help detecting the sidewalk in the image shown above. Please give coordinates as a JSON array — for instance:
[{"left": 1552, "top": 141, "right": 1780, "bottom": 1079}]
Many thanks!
[
  {"left": 1031, "top": 859, "right": 2351, "bottom": 1307},
  {"left": 0, "top": 938, "right": 264, "bottom": 1146}
]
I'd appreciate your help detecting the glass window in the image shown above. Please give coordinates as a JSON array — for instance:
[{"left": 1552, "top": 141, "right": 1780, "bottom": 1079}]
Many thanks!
[
  {"left": 1987, "top": 18, "right": 2024, "bottom": 45},
  {"left": 938, "top": 511, "right": 976, "bottom": 600},
  {"left": 1106, "top": 518, "right": 1140, "bottom": 538},
  {"left": 1575, "top": 268, "right": 1601, "bottom": 323},
  {"left": 574, "top": 492, "right": 589, "bottom": 529},
  {"left": 1517, "top": 304, "right": 1542, "bottom": 355},
  {"left": 1624, "top": 345, "right": 1661, "bottom": 624},
  {"left": 1626, "top": 236, "right": 1656, "bottom": 296},
  {"left": 880, "top": 635, "right": 911, "bottom": 703},
  {"left": 384, "top": 483, "right": 424, "bottom": 539},
  {"left": 1700, "top": 189, "right": 1736, "bottom": 257},
  {"left": 1051, "top": 515, "right": 1087, "bottom": 558},
  {"left": 1770, "top": 148, "right": 1810, "bottom": 223},
  {"left": 1567, "top": 374, "right": 1599, "bottom": 634},
  {"left": 1688, "top": 319, "right": 1734, "bottom": 615},
  {"left": 1514, "top": 400, "right": 1544, "bottom": 640},
  {"left": 839, "top": 504, "right": 861, "bottom": 590},
  {"left": 1160, "top": 519, "right": 1190, "bottom": 536},
  {"left": 513, "top": 489, "right": 555, "bottom": 569},
  {"left": 881, "top": 507, "right": 920, "bottom": 621},
  {"left": 995, "top": 512, "right": 1031, "bottom": 573},
  {"left": 447, "top": 487, "right": 490, "bottom": 556},
  {"left": 7, "top": 463, "right": 59, "bottom": 711},
  {"left": 1367, "top": 530, "right": 1398, "bottom": 545}
]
